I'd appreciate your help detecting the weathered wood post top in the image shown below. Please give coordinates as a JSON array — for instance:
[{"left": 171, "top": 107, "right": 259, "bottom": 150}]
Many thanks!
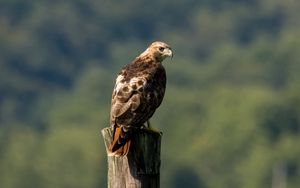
[{"left": 102, "top": 127, "right": 162, "bottom": 188}]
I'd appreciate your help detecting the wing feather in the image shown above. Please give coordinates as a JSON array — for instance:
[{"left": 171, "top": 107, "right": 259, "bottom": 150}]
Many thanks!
[{"left": 110, "top": 74, "right": 146, "bottom": 126}]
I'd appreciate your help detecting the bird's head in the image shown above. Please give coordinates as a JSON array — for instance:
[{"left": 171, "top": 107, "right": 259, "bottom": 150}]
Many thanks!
[{"left": 140, "top": 41, "right": 173, "bottom": 62}]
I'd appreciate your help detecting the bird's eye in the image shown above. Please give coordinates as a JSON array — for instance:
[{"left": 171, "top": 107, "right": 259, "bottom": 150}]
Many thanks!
[{"left": 159, "top": 47, "right": 165, "bottom": 52}]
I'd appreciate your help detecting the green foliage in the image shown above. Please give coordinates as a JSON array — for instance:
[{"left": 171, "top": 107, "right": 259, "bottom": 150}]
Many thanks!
[{"left": 1, "top": 0, "right": 300, "bottom": 187}]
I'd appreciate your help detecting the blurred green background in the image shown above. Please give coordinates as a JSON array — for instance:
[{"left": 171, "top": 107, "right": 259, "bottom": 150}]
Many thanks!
[{"left": 1, "top": 0, "right": 300, "bottom": 187}]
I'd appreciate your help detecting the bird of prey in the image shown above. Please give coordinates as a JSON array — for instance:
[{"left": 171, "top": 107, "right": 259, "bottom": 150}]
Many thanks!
[{"left": 108, "top": 41, "right": 173, "bottom": 156}]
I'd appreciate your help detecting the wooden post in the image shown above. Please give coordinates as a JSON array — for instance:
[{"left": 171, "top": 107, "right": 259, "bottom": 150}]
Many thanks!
[{"left": 101, "top": 127, "right": 161, "bottom": 188}]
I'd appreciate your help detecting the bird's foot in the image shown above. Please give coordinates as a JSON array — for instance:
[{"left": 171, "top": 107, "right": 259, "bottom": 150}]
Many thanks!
[
  {"left": 141, "top": 120, "right": 163, "bottom": 135},
  {"left": 146, "top": 127, "right": 163, "bottom": 135}
]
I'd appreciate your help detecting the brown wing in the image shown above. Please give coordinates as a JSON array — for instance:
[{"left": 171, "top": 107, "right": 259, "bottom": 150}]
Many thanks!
[
  {"left": 109, "top": 71, "right": 147, "bottom": 155},
  {"left": 110, "top": 74, "right": 145, "bottom": 126}
]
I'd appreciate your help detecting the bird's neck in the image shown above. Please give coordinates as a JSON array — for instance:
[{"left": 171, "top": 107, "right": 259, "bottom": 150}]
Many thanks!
[{"left": 137, "top": 50, "right": 162, "bottom": 64}]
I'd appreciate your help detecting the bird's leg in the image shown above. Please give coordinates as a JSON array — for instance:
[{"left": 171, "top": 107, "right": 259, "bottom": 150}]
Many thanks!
[
  {"left": 143, "top": 120, "right": 162, "bottom": 135},
  {"left": 147, "top": 120, "right": 151, "bottom": 129}
]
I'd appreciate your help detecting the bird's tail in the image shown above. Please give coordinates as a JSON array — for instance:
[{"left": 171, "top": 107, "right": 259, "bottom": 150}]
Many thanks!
[{"left": 108, "top": 125, "right": 132, "bottom": 156}]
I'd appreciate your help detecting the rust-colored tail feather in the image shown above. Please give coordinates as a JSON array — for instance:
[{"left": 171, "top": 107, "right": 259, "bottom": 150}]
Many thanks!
[{"left": 108, "top": 126, "right": 132, "bottom": 156}]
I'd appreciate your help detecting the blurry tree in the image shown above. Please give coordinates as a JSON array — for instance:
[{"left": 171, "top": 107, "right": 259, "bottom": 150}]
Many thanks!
[{"left": 1, "top": 0, "right": 300, "bottom": 187}]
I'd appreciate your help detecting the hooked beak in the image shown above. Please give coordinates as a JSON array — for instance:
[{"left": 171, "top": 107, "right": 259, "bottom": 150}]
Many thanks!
[{"left": 165, "top": 48, "right": 173, "bottom": 59}]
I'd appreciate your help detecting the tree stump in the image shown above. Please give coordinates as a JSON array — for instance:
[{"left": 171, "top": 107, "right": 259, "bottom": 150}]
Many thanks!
[{"left": 101, "top": 127, "right": 161, "bottom": 188}]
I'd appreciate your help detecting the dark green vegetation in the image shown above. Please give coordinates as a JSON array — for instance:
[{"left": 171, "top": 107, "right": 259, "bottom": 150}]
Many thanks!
[{"left": 1, "top": 0, "right": 300, "bottom": 187}]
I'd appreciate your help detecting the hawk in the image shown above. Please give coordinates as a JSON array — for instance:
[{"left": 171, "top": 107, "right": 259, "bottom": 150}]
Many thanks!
[{"left": 108, "top": 41, "right": 173, "bottom": 156}]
